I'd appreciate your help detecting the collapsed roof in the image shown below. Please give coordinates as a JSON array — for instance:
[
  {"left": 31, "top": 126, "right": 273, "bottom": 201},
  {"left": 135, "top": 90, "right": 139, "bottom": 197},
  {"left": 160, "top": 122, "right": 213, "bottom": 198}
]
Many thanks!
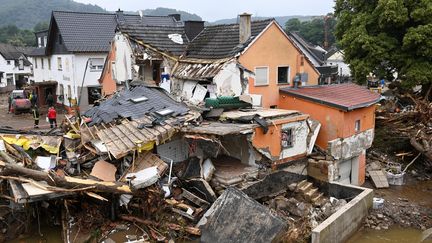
[{"left": 84, "top": 85, "right": 189, "bottom": 126}]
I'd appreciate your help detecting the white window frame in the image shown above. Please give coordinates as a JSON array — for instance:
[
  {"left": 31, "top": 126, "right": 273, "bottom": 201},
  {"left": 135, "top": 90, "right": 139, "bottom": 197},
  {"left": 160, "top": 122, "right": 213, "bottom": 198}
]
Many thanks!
[
  {"left": 277, "top": 65, "right": 290, "bottom": 85},
  {"left": 89, "top": 58, "right": 104, "bottom": 72},
  {"left": 254, "top": 66, "right": 269, "bottom": 86},
  {"left": 355, "top": 120, "right": 361, "bottom": 132},
  {"left": 57, "top": 57, "right": 62, "bottom": 71}
]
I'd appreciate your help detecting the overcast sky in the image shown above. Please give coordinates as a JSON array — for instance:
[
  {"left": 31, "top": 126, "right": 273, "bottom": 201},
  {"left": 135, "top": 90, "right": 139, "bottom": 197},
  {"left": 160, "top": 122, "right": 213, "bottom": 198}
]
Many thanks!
[{"left": 74, "top": 0, "right": 335, "bottom": 21}]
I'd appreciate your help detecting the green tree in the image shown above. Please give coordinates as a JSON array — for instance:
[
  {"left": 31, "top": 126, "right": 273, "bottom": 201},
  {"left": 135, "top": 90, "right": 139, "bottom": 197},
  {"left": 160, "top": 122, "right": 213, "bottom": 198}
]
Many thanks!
[
  {"left": 334, "top": 0, "right": 432, "bottom": 89},
  {"left": 285, "top": 15, "right": 336, "bottom": 48},
  {"left": 34, "top": 21, "right": 49, "bottom": 32}
]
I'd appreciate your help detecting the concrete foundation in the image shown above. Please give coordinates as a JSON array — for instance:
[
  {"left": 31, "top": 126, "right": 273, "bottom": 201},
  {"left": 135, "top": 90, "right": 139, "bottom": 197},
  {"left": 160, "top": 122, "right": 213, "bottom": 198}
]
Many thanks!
[{"left": 311, "top": 183, "right": 373, "bottom": 243}]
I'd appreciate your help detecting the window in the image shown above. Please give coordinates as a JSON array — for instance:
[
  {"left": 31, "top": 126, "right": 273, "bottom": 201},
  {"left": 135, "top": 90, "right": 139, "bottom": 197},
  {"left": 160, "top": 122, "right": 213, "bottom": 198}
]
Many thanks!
[
  {"left": 18, "top": 59, "right": 24, "bottom": 70},
  {"left": 38, "top": 37, "right": 42, "bottom": 47},
  {"left": 278, "top": 66, "right": 290, "bottom": 84},
  {"left": 111, "top": 61, "right": 116, "bottom": 80},
  {"left": 41, "top": 58, "right": 44, "bottom": 69},
  {"left": 59, "top": 84, "right": 64, "bottom": 102},
  {"left": 43, "top": 36, "right": 47, "bottom": 47},
  {"left": 355, "top": 120, "right": 361, "bottom": 132},
  {"left": 6, "top": 60, "right": 10, "bottom": 65},
  {"left": 57, "top": 57, "right": 62, "bottom": 70},
  {"left": 255, "top": 67, "right": 268, "bottom": 86},
  {"left": 35, "top": 58, "right": 38, "bottom": 69},
  {"left": 281, "top": 128, "right": 294, "bottom": 148},
  {"left": 87, "top": 87, "right": 101, "bottom": 104},
  {"left": 89, "top": 58, "right": 104, "bottom": 72},
  {"left": 65, "top": 58, "right": 69, "bottom": 72},
  {"left": 48, "top": 58, "right": 51, "bottom": 70}
]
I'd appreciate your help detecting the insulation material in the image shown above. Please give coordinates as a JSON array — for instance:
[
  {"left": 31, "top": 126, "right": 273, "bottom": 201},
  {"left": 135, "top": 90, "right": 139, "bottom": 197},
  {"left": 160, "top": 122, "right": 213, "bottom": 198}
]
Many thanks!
[{"left": 1, "top": 134, "right": 62, "bottom": 154}]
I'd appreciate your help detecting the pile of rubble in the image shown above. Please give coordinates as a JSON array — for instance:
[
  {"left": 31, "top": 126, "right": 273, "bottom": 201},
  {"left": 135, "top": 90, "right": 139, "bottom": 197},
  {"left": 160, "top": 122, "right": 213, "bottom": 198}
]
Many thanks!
[
  {"left": 376, "top": 86, "right": 432, "bottom": 170},
  {"left": 0, "top": 85, "right": 349, "bottom": 242}
]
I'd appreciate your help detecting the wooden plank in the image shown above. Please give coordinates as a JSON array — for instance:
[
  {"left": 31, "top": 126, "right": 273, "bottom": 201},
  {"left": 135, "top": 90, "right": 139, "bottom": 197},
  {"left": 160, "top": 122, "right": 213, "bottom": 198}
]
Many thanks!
[
  {"left": 110, "top": 126, "right": 136, "bottom": 149},
  {"left": 369, "top": 170, "right": 389, "bottom": 188},
  {"left": 117, "top": 124, "right": 141, "bottom": 144},
  {"left": 124, "top": 122, "right": 153, "bottom": 142}
]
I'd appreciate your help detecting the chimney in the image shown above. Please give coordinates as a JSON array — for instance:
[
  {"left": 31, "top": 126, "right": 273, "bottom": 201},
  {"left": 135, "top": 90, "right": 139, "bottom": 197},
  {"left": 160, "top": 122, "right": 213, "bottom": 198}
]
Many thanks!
[
  {"left": 184, "top": 21, "right": 205, "bottom": 41},
  {"left": 239, "top": 13, "right": 252, "bottom": 44},
  {"left": 169, "top": 14, "right": 181, "bottom": 21},
  {"left": 116, "top": 9, "right": 125, "bottom": 24}
]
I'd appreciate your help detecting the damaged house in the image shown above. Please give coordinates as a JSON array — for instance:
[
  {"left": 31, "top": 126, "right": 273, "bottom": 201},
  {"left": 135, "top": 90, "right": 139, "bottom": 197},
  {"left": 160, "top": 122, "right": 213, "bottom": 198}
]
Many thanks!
[
  {"left": 100, "top": 13, "right": 321, "bottom": 108},
  {"left": 279, "top": 83, "right": 381, "bottom": 185}
]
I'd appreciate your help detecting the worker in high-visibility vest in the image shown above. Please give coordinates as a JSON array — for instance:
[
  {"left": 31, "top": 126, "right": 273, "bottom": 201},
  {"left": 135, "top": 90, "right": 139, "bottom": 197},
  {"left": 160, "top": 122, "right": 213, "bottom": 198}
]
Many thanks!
[{"left": 32, "top": 106, "right": 40, "bottom": 128}]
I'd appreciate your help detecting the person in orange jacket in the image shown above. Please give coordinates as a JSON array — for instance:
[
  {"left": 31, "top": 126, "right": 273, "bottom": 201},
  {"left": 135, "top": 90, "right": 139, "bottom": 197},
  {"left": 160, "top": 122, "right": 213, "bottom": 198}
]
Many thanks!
[{"left": 47, "top": 106, "right": 57, "bottom": 128}]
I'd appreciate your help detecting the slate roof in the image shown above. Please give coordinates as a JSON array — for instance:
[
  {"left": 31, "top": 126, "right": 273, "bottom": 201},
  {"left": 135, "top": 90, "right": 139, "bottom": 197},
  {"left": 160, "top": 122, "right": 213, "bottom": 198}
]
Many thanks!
[
  {"left": 289, "top": 32, "right": 326, "bottom": 66},
  {"left": 0, "top": 44, "right": 32, "bottom": 66},
  {"left": 84, "top": 85, "right": 189, "bottom": 125},
  {"left": 50, "top": 11, "right": 181, "bottom": 53},
  {"left": 185, "top": 19, "right": 273, "bottom": 59},
  {"left": 119, "top": 23, "right": 187, "bottom": 56},
  {"left": 280, "top": 83, "right": 381, "bottom": 111},
  {"left": 30, "top": 47, "right": 46, "bottom": 57},
  {"left": 0, "top": 44, "right": 25, "bottom": 60}
]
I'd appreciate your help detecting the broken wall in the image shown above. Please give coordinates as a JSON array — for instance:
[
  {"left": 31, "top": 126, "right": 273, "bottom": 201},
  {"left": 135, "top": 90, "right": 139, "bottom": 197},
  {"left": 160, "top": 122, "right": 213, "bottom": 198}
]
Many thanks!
[
  {"left": 212, "top": 62, "right": 244, "bottom": 97},
  {"left": 327, "top": 128, "right": 374, "bottom": 160},
  {"left": 113, "top": 33, "right": 133, "bottom": 83},
  {"left": 252, "top": 119, "right": 309, "bottom": 161}
]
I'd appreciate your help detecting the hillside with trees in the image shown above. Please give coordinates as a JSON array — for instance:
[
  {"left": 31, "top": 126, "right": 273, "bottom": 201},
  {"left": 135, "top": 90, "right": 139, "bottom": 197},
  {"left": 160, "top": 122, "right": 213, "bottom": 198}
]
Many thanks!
[
  {"left": 0, "top": 0, "right": 106, "bottom": 29},
  {"left": 285, "top": 14, "right": 336, "bottom": 49},
  {"left": 141, "top": 7, "right": 202, "bottom": 21}
]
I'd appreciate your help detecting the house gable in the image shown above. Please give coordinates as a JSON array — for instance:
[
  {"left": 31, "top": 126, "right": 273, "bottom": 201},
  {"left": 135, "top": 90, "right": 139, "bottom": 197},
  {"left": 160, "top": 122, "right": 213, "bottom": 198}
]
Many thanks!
[{"left": 239, "top": 22, "right": 320, "bottom": 108}]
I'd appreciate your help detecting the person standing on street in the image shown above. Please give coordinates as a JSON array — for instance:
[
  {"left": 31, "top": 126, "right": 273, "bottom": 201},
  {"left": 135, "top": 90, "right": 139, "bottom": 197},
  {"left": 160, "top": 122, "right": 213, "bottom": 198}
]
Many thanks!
[
  {"left": 32, "top": 106, "right": 40, "bottom": 128},
  {"left": 7, "top": 92, "right": 12, "bottom": 113},
  {"left": 30, "top": 90, "right": 38, "bottom": 107},
  {"left": 47, "top": 106, "right": 57, "bottom": 128},
  {"left": 46, "top": 92, "right": 54, "bottom": 107}
]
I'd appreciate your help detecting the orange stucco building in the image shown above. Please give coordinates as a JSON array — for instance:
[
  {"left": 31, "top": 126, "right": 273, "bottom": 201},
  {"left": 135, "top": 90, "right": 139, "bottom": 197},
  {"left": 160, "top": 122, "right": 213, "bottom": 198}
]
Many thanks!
[
  {"left": 239, "top": 22, "right": 319, "bottom": 108},
  {"left": 99, "top": 41, "right": 117, "bottom": 96},
  {"left": 279, "top": 84, "right": 381, "bottom": 185}
]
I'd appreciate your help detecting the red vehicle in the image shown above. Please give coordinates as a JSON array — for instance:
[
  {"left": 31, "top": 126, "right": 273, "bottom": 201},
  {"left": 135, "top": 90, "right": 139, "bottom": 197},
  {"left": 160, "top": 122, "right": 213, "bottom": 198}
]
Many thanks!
[{"left": 10, "top": 90, "right": 31, "bottom": 114}]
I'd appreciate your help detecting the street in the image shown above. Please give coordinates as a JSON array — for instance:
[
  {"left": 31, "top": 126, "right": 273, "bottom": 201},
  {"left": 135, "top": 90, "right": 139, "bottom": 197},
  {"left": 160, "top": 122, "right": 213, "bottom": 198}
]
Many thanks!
[{"left": 0, "top": 93, "right": 65, "bottom": 131}]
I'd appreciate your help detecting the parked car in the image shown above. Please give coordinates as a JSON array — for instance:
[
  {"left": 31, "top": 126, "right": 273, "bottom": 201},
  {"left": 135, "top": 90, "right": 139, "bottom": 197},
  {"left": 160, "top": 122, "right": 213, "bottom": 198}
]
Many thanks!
[{"left": 10, "top": 90, "right": 31, "bottom": 114}]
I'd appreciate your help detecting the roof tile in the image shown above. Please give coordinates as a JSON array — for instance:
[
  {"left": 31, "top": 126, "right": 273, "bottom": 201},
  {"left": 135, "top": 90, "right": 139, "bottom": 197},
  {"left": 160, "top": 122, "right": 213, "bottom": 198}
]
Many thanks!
[{"left": 280, "top": 83, "right": 381, "bottom": 111}]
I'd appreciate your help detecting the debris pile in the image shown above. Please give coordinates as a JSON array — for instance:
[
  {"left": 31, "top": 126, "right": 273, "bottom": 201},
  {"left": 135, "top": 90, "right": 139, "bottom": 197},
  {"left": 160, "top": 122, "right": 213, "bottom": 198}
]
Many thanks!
[
  {"left": 0, "top": 85, "right": 350, "bottom": 242},
  {"left": 375, "top": 87, "right": 432, "bottom": 171}
]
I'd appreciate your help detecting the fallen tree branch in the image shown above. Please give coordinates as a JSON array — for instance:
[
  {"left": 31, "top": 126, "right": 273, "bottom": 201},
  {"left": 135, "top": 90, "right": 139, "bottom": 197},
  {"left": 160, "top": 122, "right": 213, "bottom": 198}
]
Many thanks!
[
  {"left": 0, "top": 160, "right": 134, "bottom": 194},
  {"left": 119, "top": 215, "right": 201, "bottom": 236},
  {"left": 410, "top": 138, "right": 432, "bottom": 162},
  {"left": 0, "top": 175, "right": 96, "bottom": 193}
]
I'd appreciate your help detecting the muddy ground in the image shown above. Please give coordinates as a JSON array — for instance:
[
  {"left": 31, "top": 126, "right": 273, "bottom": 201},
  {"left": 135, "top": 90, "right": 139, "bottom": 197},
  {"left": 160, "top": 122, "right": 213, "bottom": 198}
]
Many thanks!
[
  {"left": 0, "top": 93, "right": 66, "bottom": 130},
  {"left": 362, "top": 118, "right": 432, "bottom": 232}
]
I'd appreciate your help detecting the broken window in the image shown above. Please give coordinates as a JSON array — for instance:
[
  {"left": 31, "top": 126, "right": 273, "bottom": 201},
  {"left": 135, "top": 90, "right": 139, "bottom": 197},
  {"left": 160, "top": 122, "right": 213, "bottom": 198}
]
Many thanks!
[
  {"left": 278, "top": 66, "right": 290, "bottom": 84},
  {"left": 89, "top": 58, "right": 104, "bottom": 72},
  {"left": 255, "top": 67, "right": 268, "bottom": 86},
  {"left": 355, "top": 120, "right": 361, "bottom": 132},
  {"left": 281, "top": 128, "right": 294, "bottom": 148},
  {"left": 87, "top": 86, "right": 101, "bottom": 104}
]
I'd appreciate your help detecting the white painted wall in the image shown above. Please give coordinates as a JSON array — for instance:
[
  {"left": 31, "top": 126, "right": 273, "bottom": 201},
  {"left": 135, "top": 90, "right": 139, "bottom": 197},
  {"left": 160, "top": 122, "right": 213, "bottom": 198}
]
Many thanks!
[
  {"left": 113, "top": 33, "right": 133, "bottom": 83},
  {"left": 326, "top": 51, "right": 351, "bottom": 77},
  {"left": 213, "top": 61, "right": 243, "bottom": 96},
  {"left": 32, "top": 53, "right": 105, "bottom": 106},
  {"left": 280, "top": 120, "right": 309, "bottom": 159},
  {"left": 0, "top": 54, "right": 32, "bottom": 87}
]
